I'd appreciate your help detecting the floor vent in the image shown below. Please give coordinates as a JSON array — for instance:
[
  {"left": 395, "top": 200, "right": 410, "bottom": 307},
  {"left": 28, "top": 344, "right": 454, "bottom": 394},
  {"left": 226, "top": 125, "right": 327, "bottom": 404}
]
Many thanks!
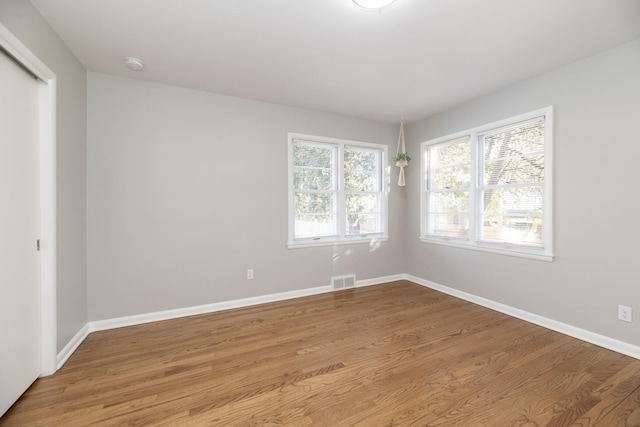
[{"left": 332, "top": 274, "right": 356, "bottom": 290}]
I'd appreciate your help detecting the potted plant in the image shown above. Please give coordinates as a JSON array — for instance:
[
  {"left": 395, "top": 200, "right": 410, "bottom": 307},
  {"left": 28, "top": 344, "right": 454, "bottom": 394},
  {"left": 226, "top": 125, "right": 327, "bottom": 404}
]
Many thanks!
[
  {"left": 395, "top": 120, "right": 409, "bottom": 186},
  {"left": 394, "top": 152, "right": 411, "bottom": 168}
]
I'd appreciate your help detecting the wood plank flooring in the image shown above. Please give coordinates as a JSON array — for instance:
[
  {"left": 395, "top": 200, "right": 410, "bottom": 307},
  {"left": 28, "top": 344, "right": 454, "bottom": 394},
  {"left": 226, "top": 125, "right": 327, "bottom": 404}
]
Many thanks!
[{"left": 2, "top": 281, "right": 640, "bottom": 426}]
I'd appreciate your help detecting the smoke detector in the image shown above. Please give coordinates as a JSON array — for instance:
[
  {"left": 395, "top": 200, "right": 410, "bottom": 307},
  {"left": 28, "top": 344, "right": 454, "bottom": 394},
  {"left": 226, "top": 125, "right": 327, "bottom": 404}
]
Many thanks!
[{"left": 123, "top": 56, "right": 144, "bottom": 71}]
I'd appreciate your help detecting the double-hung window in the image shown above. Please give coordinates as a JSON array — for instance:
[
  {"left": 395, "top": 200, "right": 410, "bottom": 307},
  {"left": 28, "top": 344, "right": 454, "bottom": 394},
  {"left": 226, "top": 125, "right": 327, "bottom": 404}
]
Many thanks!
[
  {"left": 421, "top": 107, "right": 553, "bottom": 261},
  {"left": 288, "top": 133, "right": 388, "bottom": 248}
]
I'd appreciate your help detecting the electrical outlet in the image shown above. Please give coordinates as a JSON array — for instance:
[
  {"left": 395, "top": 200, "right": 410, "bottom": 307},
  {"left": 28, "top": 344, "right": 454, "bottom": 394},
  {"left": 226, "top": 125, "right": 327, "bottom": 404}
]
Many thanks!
[
  {"left": 247, "top": 269, "right": 254, "bottom": 280},
  {"left": 618, "top": 305, "right": 632, "bottom": 322}
]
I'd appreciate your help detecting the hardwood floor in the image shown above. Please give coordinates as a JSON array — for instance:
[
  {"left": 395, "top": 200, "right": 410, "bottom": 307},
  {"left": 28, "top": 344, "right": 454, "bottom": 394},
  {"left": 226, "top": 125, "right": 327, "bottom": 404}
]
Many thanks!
[{"left": 2, "top": 281, "right": 640, "bottom": 426}]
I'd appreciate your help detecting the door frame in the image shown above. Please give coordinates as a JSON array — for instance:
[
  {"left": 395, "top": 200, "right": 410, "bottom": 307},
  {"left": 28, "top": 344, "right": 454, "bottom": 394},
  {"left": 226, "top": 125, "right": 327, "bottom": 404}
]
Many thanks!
[{"left": 0, "top": 23, "right": 57, "bottom": 376}]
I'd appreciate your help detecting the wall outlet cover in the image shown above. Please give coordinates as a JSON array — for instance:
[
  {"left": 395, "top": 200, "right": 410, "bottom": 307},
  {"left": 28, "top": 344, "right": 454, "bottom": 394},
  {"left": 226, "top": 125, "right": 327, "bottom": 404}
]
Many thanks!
[{"left": 618, "top": 305, "right": 632, "bottom": 322}]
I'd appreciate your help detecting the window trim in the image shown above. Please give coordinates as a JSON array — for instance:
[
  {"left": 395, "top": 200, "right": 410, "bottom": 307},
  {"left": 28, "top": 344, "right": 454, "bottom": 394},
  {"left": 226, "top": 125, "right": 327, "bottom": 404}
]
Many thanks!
[
  {"left": 420, "top": 107, "right": 554, "bottom": 261},
  {"left": 288, "top": 133, "right": 389, "bottom": 249}
]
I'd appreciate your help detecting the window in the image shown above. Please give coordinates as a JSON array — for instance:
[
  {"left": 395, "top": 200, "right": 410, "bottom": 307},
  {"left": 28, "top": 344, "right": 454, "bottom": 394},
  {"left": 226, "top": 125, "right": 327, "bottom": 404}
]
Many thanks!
[
  {"left": 288, "top": 133, "right": 388, "bottom": 248},
  {"left": 421, "top": 107, "right": 553, "bottom": 261}
]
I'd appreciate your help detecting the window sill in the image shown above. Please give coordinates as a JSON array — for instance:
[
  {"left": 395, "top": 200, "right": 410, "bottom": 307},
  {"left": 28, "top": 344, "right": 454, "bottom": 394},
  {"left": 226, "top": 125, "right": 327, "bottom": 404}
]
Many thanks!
[
  {"left": 288, "top": 235, "right": 388, "bottom": 249},
  {"left": 419, "top": 237, "right": 554, "bottom": 262}
]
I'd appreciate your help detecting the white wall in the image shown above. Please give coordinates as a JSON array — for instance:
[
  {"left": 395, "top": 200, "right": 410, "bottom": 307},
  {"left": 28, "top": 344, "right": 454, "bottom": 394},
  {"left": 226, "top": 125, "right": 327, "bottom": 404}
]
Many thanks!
[
  {"left": 3, "top": 0, "right": 638, "bottom": 355},
  {"left": 0, "top": 0, "right": 87, "bottom": 352},
  {"left": 405, "top": 39, "right": 640, "bottom": 346},
  {"left": 86, "top": 73, "right": 406, "bottom": 321}
]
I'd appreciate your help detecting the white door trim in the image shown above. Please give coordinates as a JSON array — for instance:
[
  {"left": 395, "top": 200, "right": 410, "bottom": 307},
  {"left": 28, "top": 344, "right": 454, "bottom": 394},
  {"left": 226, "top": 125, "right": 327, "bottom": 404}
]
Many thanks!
[{"left": 0, "top": 23, "right": 57, "bottom": 376}]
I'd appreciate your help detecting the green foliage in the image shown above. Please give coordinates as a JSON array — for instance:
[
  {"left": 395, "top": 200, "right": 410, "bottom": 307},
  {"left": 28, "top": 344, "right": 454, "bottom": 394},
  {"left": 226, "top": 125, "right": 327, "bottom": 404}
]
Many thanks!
[
  {"left": 427, "top": 120, "right": 545, "bottom": 243},
  {"left": 394, "top": 152, "right": 411, "bottom": 163},
  {"left": 428, "top": 140, "right": 471, "bottom": 191},
  {"left": 293, "top": 142, "right": 382, "bottom": 237}
]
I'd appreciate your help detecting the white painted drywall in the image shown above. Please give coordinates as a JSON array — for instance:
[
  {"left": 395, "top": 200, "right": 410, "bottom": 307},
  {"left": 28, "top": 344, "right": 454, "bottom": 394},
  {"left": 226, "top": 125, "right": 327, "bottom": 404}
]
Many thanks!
[
  {"left": 86, "top": 73, "right": 406, "bottom": 321},
  {"left": 3, "top": 0, "right": 638, "bottom": 356},
  {"left": 0, "top": 0, "right": 88, "bottom": 353},
  {"left": 404, "top": 39, "right": 640, "bottom": 346}
]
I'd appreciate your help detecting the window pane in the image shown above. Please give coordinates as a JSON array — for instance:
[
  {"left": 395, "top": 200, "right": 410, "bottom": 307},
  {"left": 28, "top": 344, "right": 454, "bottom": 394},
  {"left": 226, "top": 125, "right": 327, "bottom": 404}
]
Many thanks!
[
  {"left": 426, "top": 138, "right": 470, "bottom": 239},
  {"left": 295, "top": 192, "right": 335, "bottom": 216},
  {"left": 433, "top": 164, "right": 471, "bottom": 190},
  {"left": 479, "top": 117, "right": 546, "bottom": 248},
  {"left": 294, "top": 192, "right": 336, "bottom": 238},
  {"left": 428, "top": 213, "right": 469, "bottom": 239},
  {"left": 429, "top": 138, "right": 470, "bottom": 168},
  {"left": 481, "top": 186, "right": 543, "bottom": 246},
  {"left": 429, "top": 138, "right": 471, "bottom": 191},
  {"left": 345, "top": 170, "right": 379, "bottom": 192},
  {"left": 346, "top": 194, "right": 379, "bottom": 212},
  {"left": 484, "top": 119, "right": 545, "bottom": 161},
  {"left": 293, "top": 143, "right": 336, "bottom": 191},
  {"left": 293, "top": 143, "right": 335, "bottom": 168},
  {"left": 484, "top": 154, "right": 544, "bottom": 186},
  {"left": 294, "top": 167, "right": 333, "bottom": 191},
  {"left": 344, "top": 146, "right": 383, "bottom": 236},
  {"left": 345, "top": 147, "right": 380, "bottom": 192},
  {"left": 430, "top": 191, "right": 469, "bottom": 214},
  {"left": 346, "top": 194, "right": 381, "bottom": 235},
  {"left": 483, "top": 118, "right": 545, "bottom": 187},
  {"left": 481, "top": 216, "right": 542, "bottom": 246},
  {"left": 346, "top": 213, "right": 381, "bottom": 235},
  {"left": 344, "top": 147, "right": 379, "bottom": 171},
  {"left": 482, "top": 186, "right": 543, "bottom": 216},
  {"left": 295, "top": 214, "right": 337, "bottom": 238}
]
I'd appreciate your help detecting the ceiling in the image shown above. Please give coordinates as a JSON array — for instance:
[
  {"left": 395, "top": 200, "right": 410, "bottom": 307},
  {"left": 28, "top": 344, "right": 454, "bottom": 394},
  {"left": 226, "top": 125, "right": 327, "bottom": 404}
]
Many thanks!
[{"left": 32, "top": 0, "right": 640, "bottom": 123}]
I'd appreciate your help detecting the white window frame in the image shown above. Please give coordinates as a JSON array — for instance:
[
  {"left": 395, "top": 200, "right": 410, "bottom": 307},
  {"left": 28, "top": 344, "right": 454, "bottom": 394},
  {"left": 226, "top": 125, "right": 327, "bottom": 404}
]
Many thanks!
[
  {"left": 420, "top": 107, "right": 554, "bottom": 261},
  {"left": 288, "top": 133, "right": 388, "bottom": 249}
]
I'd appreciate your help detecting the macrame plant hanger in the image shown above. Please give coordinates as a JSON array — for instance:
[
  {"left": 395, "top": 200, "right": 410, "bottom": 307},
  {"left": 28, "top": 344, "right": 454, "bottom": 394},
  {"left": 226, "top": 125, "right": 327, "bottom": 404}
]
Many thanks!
[{"left": 395, "top": 120, "right": 407, "bottom": 186}]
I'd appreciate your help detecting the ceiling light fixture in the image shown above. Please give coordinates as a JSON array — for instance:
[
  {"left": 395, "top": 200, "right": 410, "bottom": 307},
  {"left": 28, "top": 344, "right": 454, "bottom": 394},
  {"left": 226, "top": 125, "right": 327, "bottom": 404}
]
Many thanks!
[
  {"left": 123, "top": 56, "right": 144, "bottom": 72},
  {"left": 352, "top": 0, "right": 397, "bottom": 10}
]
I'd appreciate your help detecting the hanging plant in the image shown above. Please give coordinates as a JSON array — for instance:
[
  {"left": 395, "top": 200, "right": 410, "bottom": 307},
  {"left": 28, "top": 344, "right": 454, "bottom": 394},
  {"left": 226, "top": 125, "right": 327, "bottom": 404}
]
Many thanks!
[
  {"left": 395, "top": 120, "right": 409, "bottom": 186},
  {"left": 394, "top": 152, "right": 411, "bottom": 167}
]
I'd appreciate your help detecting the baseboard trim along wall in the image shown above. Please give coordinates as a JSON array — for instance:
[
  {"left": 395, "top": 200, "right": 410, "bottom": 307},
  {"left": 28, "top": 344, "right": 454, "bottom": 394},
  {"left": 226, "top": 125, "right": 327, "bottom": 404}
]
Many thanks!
[
  {"left": 406, "top": 274, "right": 640, "bottom": 360},
  {"left": 56, "top": 323, "right": 90, "bottom": 371},
  {"left": 56, "top": 273, "right": 640, "bottom": 373},
  {"left": 56, "top": 274, "right": 404, "bottom": 370}
]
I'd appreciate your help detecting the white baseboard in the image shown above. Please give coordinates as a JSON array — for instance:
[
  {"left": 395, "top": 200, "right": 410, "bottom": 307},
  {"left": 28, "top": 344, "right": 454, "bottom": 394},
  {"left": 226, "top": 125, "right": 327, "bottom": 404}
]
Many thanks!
[
  {"left": 88, "top": 274, "right": 405, "bottom": 333},
  {"left": 88, "top": 284, "right": 331, "bottom": 333},
  {"left": 56, "top": 272, "right": 638, "bottom": 373},
  {"left": 56, "top": 323, "right": 90, "bottom": 371},
  {"left": 405, "top": 274, "right": 640, "bottom": 360},
  {"left": 357, "top": 273, "right": 405, "bottom": 288},
  {"left": 56, "top": 274, "right": 405, "bottom": 370}
]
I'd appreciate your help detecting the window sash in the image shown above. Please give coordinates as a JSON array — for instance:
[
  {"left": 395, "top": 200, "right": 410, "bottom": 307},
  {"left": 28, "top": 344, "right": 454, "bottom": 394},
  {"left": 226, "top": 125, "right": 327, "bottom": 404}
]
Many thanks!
[
  {"left": 420, "top": 107, "right": 553, "bottom": 260},
  {"left": 289, "top": 134, "right": 388, "bottom": 246},
  {"left": 425, "top": 136, "right": 471, "bottom": 240},
  {"left": 293, "top": 141, "right": 338, "bottom": 239},
  {"left": 477, "top": 116, "right": 546, "bottom": 247},
  {"left": 344, "top": 145, "right": 383, "bottom": 236}
]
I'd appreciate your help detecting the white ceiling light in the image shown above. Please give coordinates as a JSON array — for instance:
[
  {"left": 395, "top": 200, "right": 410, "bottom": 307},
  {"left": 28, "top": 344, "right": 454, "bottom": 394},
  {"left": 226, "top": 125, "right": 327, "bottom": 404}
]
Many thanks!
[
  {"left": 352, "top": 0, "right": 397, "bottom": 10},
  {"left": 123, "top": 56, "right": 144, "bottom": 71}
]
